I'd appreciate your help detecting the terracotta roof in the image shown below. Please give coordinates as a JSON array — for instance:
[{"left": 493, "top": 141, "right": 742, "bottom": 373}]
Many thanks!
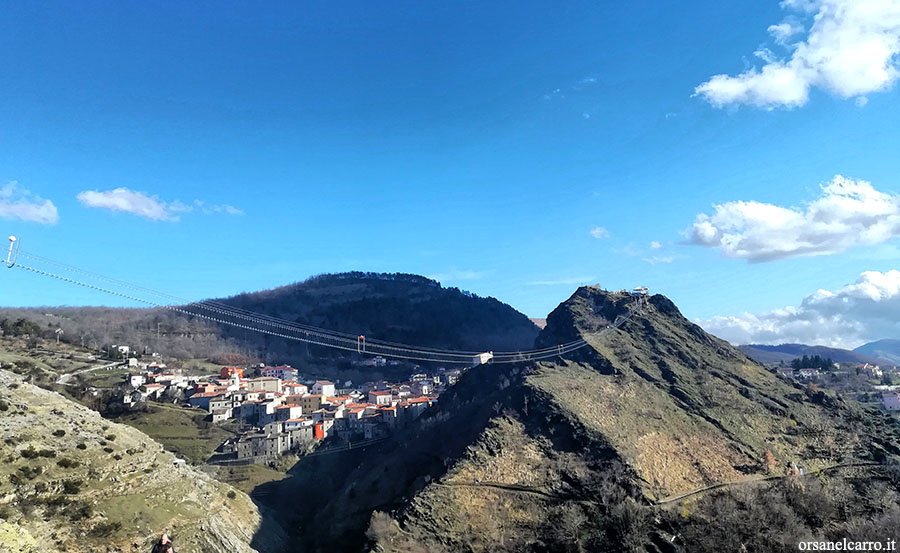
[{"left": 189, "top": 391, "right": 221, "bottom": 398}]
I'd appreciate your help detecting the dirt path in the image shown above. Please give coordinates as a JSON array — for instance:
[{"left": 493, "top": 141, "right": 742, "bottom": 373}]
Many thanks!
[{"left": 653, "top": 461, "right": 883, "bottom": 505}]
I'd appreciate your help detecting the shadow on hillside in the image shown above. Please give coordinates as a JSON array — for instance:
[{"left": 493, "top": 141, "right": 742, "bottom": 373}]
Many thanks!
[{"left": 249, "top": 445, "right": 382, "bottom": 553}]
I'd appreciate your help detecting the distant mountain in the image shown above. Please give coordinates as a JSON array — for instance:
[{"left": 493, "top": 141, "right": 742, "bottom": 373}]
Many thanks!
[
  {"left": 739, "top": 343, "right": 891, "bottom": 366},
  {"left": 855, "top": 339, "right": 900, "bottom": 365},
  {"left": 0, "top": 272, "right": 541, "bottom": 375},
  {"left": 217, "top": 272, "right": 540, "bottom": 358}
]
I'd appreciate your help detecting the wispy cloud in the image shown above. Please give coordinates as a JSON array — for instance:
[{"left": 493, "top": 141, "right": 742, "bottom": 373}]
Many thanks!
[
  {"left": 77, "top": 187, "right": 243, "bottom": 221},
  {"left": 695, "top": 0, "right": 900, "bottom": 109},
  {"left": 686, "top": 175, "right": 900, "bottom": 262},
  {"left": 642, "top": 256, "right": 674, "bottom": 265},
  {"left": 0, "top": 181, "right": 59, "bottom": 224},
  {"left": 590, "top": 226, "right": 610, "bottom": 239},
  {"left": 650, "top": 241, "right": 664, "bottom": 250},
  {"left": 193, "top": 200, "right": 245, "bottom": 216},
  {"left": 527, "top": 276, "right": 595, "bottom": 286}
]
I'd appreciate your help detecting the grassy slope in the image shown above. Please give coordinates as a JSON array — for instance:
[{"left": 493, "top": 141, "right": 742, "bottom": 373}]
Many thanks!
[
  {"left": 0, "top": 370, "right": 287, "bottom": 553},
  {"left": 115, "top": 404, "right": 237, "bottom": 465}
]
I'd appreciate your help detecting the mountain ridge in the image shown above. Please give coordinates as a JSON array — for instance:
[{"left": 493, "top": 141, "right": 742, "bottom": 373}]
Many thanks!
[
  {"left": 854, "top": 339, "right": 900, "bottom": 365},
  {"left": 253, "top": 287, "right": 900, "bottom": 552},
  {"left": 739, "top": 342, "right": 893, "bottom": 366}
]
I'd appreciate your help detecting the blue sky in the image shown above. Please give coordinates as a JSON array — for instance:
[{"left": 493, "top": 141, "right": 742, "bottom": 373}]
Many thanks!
[{"left": 2, "top": 1, "right": 900, "bottom": 347}]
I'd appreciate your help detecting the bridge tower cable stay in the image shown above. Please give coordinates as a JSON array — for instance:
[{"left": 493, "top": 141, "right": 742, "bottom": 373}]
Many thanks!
[{"left": 4, "top": 245, "right": 642, "bottom": 365}]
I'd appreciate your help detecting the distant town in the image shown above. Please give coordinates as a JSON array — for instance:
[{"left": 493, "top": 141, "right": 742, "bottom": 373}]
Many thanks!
[{"left": 764, "top": 355, "right": 900, "bottom": 413}]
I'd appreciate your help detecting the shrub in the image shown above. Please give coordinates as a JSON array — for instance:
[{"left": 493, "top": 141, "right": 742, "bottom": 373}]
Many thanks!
[
  {"left": 103, "top": 447, "right": 114, "bottom": 454},
  {"left": 18, "top": 466, "right": 42, "bottom": 480},
  {"left": 0, "top": 400, "right": 9, "bottom": 411},
  {"left": 227, "top": 490, "right": 237, "bottom": 500},
  {"left": 65, "top": 500, "right": 93, "bottom": 521},
  {"left": 62, "top": 479, "right": 82, "bottom": 495},
  {"left": 57, "top": 458, "right": 80, "bottom": 469},
  {"left": 19, "top": 447, "right": 39, "bottom": 459},
  {"left": 52, "top": 429, "right": 66, "bottom": 437},
  {"left": 76, "top": 443, "right": 87, "bottom": 450},
  {"left": 105, "top": 434, "right": 116, "bottom": 441},
  {"left": 0, "top": 504, "right": 14, "bottom": 519},
  {"left": 92, "top": 521, "right": 121, "bottom": 537}
]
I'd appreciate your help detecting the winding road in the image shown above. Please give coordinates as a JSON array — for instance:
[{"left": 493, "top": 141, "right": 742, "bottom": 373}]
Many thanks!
[{"left": 56, "top": 360, "right": 123, "bottom": 385}]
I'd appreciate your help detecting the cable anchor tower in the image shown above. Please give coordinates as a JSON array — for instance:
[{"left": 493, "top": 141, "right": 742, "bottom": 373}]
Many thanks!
[{"left": 5, "top": 236, "right": 19, "bottom": 268}]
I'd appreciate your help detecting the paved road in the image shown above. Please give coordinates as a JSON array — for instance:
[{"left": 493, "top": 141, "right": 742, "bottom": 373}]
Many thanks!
[{"left": 56, "top": 361, "right": 122, "bottom": 385}]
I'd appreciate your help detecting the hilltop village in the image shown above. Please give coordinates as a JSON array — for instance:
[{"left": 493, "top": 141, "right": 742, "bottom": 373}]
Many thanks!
[{"left": 121, "top": 357, "right": 456, "bottom": 464}]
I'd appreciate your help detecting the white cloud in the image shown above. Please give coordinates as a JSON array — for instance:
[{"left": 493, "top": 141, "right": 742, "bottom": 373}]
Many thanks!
[
  {"left": 687, "top": 175, "right": 900, "bottom": 262},
  {"left": 77, "top": 188, "right": 181, "bottom": 221},
  {"left": 650, "top": 241, "right": 664, "bottom": 250},
  {"left": 697, "top": 270, "right": 900, "bottom": 348},
  {"left": 590, "top": 226, "right": 610, "bottom": 239},
  {"left": 856, "top": 96, "right": 870, "bottom": 106},
  {"left": 527, "top": 276, "right": 596, "bottom": 286},
  {"left": 77, "top": 188, "right": 243, "bottom": 221},
  {"left": 0, "top": 181, "right": 59, "bottom": 224},
  {"left": 695, "top": 0, "right": 900, "bottom": 108}
]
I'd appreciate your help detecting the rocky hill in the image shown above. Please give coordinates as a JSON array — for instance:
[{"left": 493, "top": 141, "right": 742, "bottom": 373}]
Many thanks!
[
  {"left": 260, "top": 287, "right": 900, "bottom": 552},
  {"left": 0, "top": 369, "right": 287, "bottom": 553}
]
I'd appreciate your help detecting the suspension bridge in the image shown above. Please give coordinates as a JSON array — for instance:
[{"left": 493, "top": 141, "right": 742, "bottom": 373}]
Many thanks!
[{"left": 4, "top": 236, "right": 641, "bottom": 366}]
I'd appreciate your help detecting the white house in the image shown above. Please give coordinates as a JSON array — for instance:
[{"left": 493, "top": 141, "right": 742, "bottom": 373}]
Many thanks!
[
  {"left": 282, "top": 382, "right": 308, "bottom": 396},
  {"left": 275, "top": 404, "right": 304, "bottom": 421},
  {"left": 129, "top": 374, "right": 146, "bottom": 388},
  {"left": 261, "top": 366, "right": 299, "bottom": 381},
  {"left": 368, "top": 390, "right": 393, "bottom": 406},
  {"left": 883, "top": 392, "right": 900, "bottom": 411},
  {"left": 312, "top": 380, "right": 335, "bottom": 397}
]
